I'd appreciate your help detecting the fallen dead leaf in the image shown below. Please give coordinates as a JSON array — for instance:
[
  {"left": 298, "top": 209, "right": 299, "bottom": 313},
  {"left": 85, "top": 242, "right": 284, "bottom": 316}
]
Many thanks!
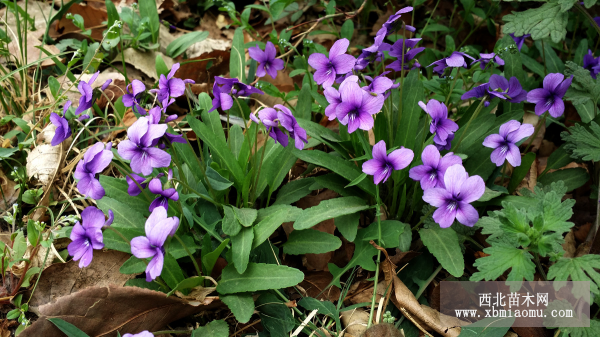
[
  {"left": 22, "top": 284, "right": 220, "bottom": 337},
  {"left": 6, "top": 34, "right": 61, "bottom": 67},
  {"left": 522, "top": 112, "right": 544, "bottom": 153},
  {"left": 26, "top": 125, "right": 65, "bottom": 186},
  {"left": 562, "top": 230, "right": 577, "bottom": 258},
  {"left": 362, "top": 323, "right": 405, "bottom": 337},
  {"left": 49, "top": 3, "right": 107, "bottom": 41},
  {"left": 174, "top": 50, "right": 230, "bottom": 84},
  {"left": 186, "top": 38, "right": 231, "bottom": 59},
  {"left": 28, "top": 250, "right": 136, "bottom": 314},
  {"left": 175, "top": 285, "right": 217, "bottom": 306},
  {"left": 341, "top": 309, "right": 369, "bottom": 336},
  {"left": 297, "top": 271, "right": 341, "bottom": 302},
  {"left": 0, "top": 169, "right": 19, "bottom": 213},
  {"left": 113, "top": 49, "right": 175, "bottom": 81}
]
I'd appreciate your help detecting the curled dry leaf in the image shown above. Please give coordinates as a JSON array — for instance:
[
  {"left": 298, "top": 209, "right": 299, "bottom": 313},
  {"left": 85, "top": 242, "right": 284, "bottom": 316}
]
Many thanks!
[
  {"left": 11, "top": 241, "right": 53, "bottom": 277},
  {"left": 175, "top": 285, "right": 217, "bottom": 306},
  {"left": 22, "top": 284, "right": 220, "bottom": 337},
  {"left": 26, "top": 124, "right": 65, "bottom": 186},
  {"left": 361, "top": 323, "right": 405, "bottom": 337},
  {"left": 341, "top": 309, "right": 369, "bottom": 337},
  {"left": 49, "top": 3, "right": 107, "bottom": 41},
  {"left": 0, "top": 169, "right": 19, "bottom": 213},
  {"left": 28, "top": 250, "right": 136, "bottom": 314},
  {"left": 113, "top": 49, "right": 175, "bottom": 81}
]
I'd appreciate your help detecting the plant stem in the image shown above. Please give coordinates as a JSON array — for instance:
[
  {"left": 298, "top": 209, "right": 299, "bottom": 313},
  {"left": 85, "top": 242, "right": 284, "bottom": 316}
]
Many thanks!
[
  {"left": 534, "top": 252, "right": 547, "bottom": 281},
  {"left": 574, "top": 3, "right": 600, "bottom": 40},
  {"left": 367, "top": 184, "right": 383, "bottom": 328},
  {"left": 567, "top": 12, "right": 580, "bottom": 61},
  {"left": 542, "top": 39, "right": 547, "bottom": 76},
  {"left": 524, "top": 113, "right": 546, "bottom": 153},
  {"left": 251, "top": 133, "right": 269, "bottom": 204},
  {"left": 445, "top": 68, "right": 461, "bottom": 105},
  {"left": 420, "top": 0, "right": 441, "bottom": 38},
  {"left": 412, "top": 207, "right": 435, "bottom": 231},
  {"left": 452, "top": 96, "right": 487, "bottom": 151},
  {"left": 174, "top": 234, "right": 202, "bottom": 277}
]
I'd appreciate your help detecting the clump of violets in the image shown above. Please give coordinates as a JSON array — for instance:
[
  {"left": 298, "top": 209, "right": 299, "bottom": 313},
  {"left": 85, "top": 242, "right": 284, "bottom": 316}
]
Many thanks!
[
  {"left": 209, "top": 77, "right": 263, "bottom": 113},
  {"left": 423, "top": 164, "right": 485, "bottom": 228},
  {"left": 362, "top": 140, "right": 414, "bottom": 185},
  {"left": 429, "top": 52, "right": 475, "bottom": 75},
  {"left": 475, "top": 53, "right": 504, "bottom": 70},
  {"left": 75, "top": 72, "right": 99, "bottom": 115},
  {"left": 249, "top": 41, "right": 285, "bottom": 79},
  {"left": 123, "top": 80, "right": 147, "bottom": 115},
  {"left": 117, "top": 117, "right": 171, "bottom": 176},
  {"left": 151, "top": 63, "right": 194, "bottom": 106},
  {"left": 68, "top": 206, "right": 113, "bottom": 268},
  {"left": 526, "top": 73, "right": 573, "bottom": 117},
  {"left": 583, "top": 50, "right": 600, "bottom": 79},
  {"left": 149, "top": 170, "right": 179, "bottom": 212},
  {"left": 50, "top": 101, "right": 72, "bottom": 146},
  {"left": 386, "top": 38, "right": 424, "bottom": 72},
  {"left": 130, "top": 207, "right": 179, "bottom": 282},
  {"left": 409, "top": 145, "right": 462, "bottom": 190},
  {"left": 509, "top": 33, "right": 530, "bottom": 51},
  {"left": 308, "top": 38, "right": 355, "bottom": 87},
  {"left": 482, "top": 120, "right": 534, "bottom": 167},
  {"left": 418, "top": 99, "right": 458, "bottom": 150},
  {"left": 75, "top": 142, "right": 114, "bottom": 200},
  {"left": 336, "top": 78, "right": 385, "bottom": 133}
]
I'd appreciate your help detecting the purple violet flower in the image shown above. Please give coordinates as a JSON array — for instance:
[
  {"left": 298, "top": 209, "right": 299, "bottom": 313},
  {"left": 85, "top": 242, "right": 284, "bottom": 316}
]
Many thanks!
[
  {"left": 526, "top": 73, "right": 573, "bottom": 117},
  {"left": 482, "top": 120, "right": 534, "bottom": 167},
  {"left": 475, "top": 53, "right": 505, "bottom": 70},
  {"left": 583, "top": 50, "right": 600, "bottom": 79},
  {"left": 418, "top": 99, "right": 459, "bottom": 148},
  {"left": 250, "top": 108, "right": 288, "bottom": 146},
  {"left": 509, "top": 33, "right": 530, "bottom": 51},
  {"left": 249, "top": 41, "right": 285, "bottom": 79},
  {"left": 50, "top": 101, "right": 72, "bottom": 146},
  {"left": 429, "top": 52, "right": 475, "bottom": 75},
  {"left": 101, "top": 79, "right": 112, "bottom": 91},
  {"left": 436, "top": 133, "right": 454, "bottom": 151},
  {"left": 409, "top": 145, "right": 462, "bottom": 190},
  {"left": 148, "top": 170, "right": 179, "bottom": 212},
  {"left": 123, "top": 80, "right": 147, "bottom": 115},
  {"left": 75, "top": 142, "right": 113, "bottom": 200},
  {"left": 324, "top": 87, "right": 342, "bottom": 120},
  {"left": 362, "top": 140, "right": 414, "bottom": 185},
  {"left": 151, "top": 63, "right": 194, "bottom": 105},
  {"left": 336, "top": 79, "right": 385, "bottom": 133},
  {"left": 355, "top": 42, "right": 390, "bottom": 71},
  {"left": 75, "top": 72, "right": 99, "bottom": 115},
  {"left": 127, "top": 173, "right": 148, "bottom": 196},
  {"left": 461, "top": 83, "right": 490, "bottom": 103},
  {"left": 208, "top": 77, "right": 263, "bottom": 113},
  {"left": 594, "top": 17, "right": 600, "bottom": 27},
  {"left": 123, "top": 332, "right": 153, "bottom": 337},
  {"left": 386, "top": 38, "right": 424, "bottom": 72},
  {"left": 363, "top": 72, "right": 395, "bottom": 95},
  {"left": 117, "top": 117, "right": 171, "bottom": 176},
  {"left": 275, "top": 104, "right": 308, "bottom": 150},
  {"left": 67, "top": 206, "right": 113, "bottom": 268},
  {"left": 487, "top": 75, "right": 527, "bottom": 103},
  {"left": 422, "top": 164, "right": 485, "bottom": 228},
  {"left": 308, "top": 38, "right": 356, "bottom": 88},
  {"left": 376, "top": 6, "right": 416, "bottom": 39},
  {"left": 147, "top": 106, "right": 186, "bottom": 146},
  {"left": 130, "top": 207, "right": 179, "bottom": 282}
]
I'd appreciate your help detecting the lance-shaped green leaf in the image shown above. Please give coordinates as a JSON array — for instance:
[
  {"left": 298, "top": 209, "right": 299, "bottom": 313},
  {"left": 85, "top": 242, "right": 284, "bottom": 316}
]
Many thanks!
[
  {"left": 283, "top": 229, "right": 342, "bottom": 255},
  {"left": 232, "top": 227, "right": 254, "bottom": 274},
  {"left": 420, "top": 226, "right": 464, "bottom": 277},
  {"left": 221, "top": 293, "right": 255, "bottom": 323},
  {"left": 294, "top": 197, "right": 369, "bottom": 230},
  {"left": 217, "top": 263, "right": 304, "bottom": 294}
]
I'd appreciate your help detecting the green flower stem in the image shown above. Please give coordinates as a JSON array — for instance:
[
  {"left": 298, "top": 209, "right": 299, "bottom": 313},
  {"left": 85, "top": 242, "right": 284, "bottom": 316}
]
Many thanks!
[
  {"left": 174, "top": 234, "right": 202, "bottom": 277},
  {"left": 251, "top": 133, "right": 269, "bottom": 204},
  {"left": 574, "top": 3, "right": 600, "bottom": 45},
  {"left": 367, "top": 184, "right": 383, "bottom": 328},
  {"left": 534, "top": 252, "right": 547, "bottom": 281},
  {"left": 419, "top": 0, "right": 441, "bottom": 39},
  {"left": 452, "top": 96, "right": 488, "bottom": 151},
  {"left": 412, "top": 207, "right": 435, "bottom": 231},
  {"left": 444, "top": 68, "right": 461, "bottom": 105}
]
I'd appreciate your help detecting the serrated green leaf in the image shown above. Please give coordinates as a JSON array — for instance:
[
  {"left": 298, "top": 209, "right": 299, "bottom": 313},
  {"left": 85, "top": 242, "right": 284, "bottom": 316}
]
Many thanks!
[
  {"left": 232, "top": 207, "right": 258, "bottom": 227},
  {"left": 192, "top": 320, "right": 228, "bottom": 337},
  {"left": 560, "top": 319, "right": 600, "bottom": 337},
  {"left": 221, "top": 293, "right": 255, "bottom": 323},
  {"left": 502, "top": 2, "right": 568, "bottom": 44},
  {"left": 471, "top": 244, "right": 535, "bottom": 283},
  {"left": 216, "top": 263, "right": 304, "bottom": 294},
  {"left": 294, "top": 197, "right": 369, "bottom": 230},
  {"left": 232, "top": 227, "right": 253, "bottom": 274},
  {"left": 562, "top": 122, "right": 600, "bottom": 162},
  {"left": 547, "top": 255, "right": 600, "bottom": 295},
  {"left": 283, "top": 229, "right": 342, "bottom": 255},
  {"left": 420, "top": 227, "right": 464, "bottom": 277}
]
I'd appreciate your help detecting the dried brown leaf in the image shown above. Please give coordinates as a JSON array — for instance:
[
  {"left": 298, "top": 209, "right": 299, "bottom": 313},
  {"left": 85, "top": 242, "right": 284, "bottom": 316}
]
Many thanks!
[
  {"left": 22, "top": 284, "right": 219, "bottom": 337},
  {"left": 28, "top": 250, "right": 136, "bottom": 314}
]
